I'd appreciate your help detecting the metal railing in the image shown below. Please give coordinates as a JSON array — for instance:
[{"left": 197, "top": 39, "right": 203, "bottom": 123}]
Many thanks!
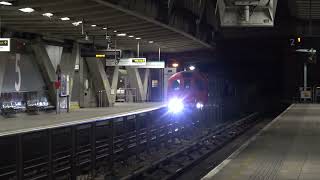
[
  {"left": 0, "top": 103, "right": 255, "bottom": 180},
  {"left": 0, "top": 96, "right": 254, "bottom": 180},
  {"left": 116, "top": 88, "right": 137, "bottom": 103},
  {"left": 97, "top": 90, "right": 108, "bottom": 107}
]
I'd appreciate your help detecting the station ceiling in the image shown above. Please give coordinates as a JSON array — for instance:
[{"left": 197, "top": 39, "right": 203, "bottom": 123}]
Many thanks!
[
  {"left": 0, "top": 0, "right": 211, "bottom": 53},
  {"left": 1, "top": 0, "right": 319, "bottom": 54},
  {"left": 290, "top": 0, "right": 320, "bottom": 20}
]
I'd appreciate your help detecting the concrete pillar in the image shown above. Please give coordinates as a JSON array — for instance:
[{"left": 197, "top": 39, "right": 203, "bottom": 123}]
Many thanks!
[
  {"left": 86, "top": 58, "right": 119, "bottom": 107},
  {"left": 111, "top": 66, "right": 120, "bottom": 103},
  {"left": 126, "top": 67, "right": 150, "bottom": 102},
  {"left": 79, "top": 56, "right": 91, "bottom": 107},
  {"left": 0, "top": 55, "right": 8, "bottom": 96},
  {"left": 31, "top": 41, "right": 57, "bottom": 105},
  {"left": 60, "top": 43, "right": 79, "bottom": 100},
  {"left": 143, "top": 69, "right": 150, "bottom": 100}
]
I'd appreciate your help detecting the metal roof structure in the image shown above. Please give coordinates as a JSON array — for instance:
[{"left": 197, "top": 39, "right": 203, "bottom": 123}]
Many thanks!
[
  {"left": 0, "top": 0, "right": 212, "bottom": 53},
  {"left": 290, "top": 0, "right": 320, "bottom": 20}
]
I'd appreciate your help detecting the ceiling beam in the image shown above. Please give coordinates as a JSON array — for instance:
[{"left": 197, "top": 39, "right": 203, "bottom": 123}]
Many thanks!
[{"left": 90, "top": 0, "right": 212, "bottom": 48}]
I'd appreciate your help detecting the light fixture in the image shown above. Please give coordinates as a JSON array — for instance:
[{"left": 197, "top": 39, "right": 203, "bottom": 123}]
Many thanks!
[
  {"left": 168, "top": 98, "right": 184, "bottom": 114},
  {"left": 116, "top": 33, "right": 126, "bottom": 37},
  {"left": 0, "top": 1, "right": 12, "bottom": 5},
  {"left": 19, "top": 7, "right": 35, "bottom": 13},
  {"left": 91, "top": 24, "right": 97, "bottom": 27},
  {"left": 61, "top": 17, "right": 70, "bottom": 21},
  {"left": 113, "top": 30, "right": 117, "bottom": 33},
  {"left": 135, "top": 37, "right": 141, "bottom": 40},
  {"left": 149, "top": 41, "right": 154, "bottom": 44},
  {"left": 42, "top": 13, "right": 53, "bottom": 18},
  {"left": 128, "top": 35, "right": 134, "bottom": 38},
  {"left": 72, "top": 21, "right": 82, "bottom": 26},
  {"left": 196, "top": 102, "right": 204, "bottom": 109},
  {"left": 189, "top": 65, "right": 196, "bottom": 71},
  {"left": 103, "top": 27, "right": 107, "bottom": 30},
  {"left": 172, "top": 63, "right": 179, "bottom": 68}
]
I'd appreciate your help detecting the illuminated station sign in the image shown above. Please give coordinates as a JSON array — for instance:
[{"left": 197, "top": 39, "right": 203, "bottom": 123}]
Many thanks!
[
  {"left": 106, "top": 58, "right": 147, "bottom": 66},
  {"left": 106, "top": 58, "right": 165, "bottom": 68},
  {"left": 81, "top": 49, "right": 121, "bottom": 59},
  {"left": 0, "top": 38, "right": 10, "bottom": 52}
]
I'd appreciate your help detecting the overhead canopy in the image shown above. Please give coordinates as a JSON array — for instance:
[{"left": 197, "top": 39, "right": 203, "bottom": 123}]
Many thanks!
[{"left": 0, "top": 0, "right": 212, "bottom": 52}]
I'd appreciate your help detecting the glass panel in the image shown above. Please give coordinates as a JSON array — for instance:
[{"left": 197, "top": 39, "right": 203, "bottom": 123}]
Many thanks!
[{"left": 172, "top": 80, "right": 180, "bottom": 90}]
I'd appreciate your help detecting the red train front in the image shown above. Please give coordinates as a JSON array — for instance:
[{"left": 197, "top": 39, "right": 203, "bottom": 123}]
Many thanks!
[{"left": 167, "top": 71, "right": 208, "bottom": 113}]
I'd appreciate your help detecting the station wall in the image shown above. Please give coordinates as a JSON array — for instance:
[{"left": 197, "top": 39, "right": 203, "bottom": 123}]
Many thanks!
[{"left": 0, "top": 52, "right": 46, "bottom": 93}]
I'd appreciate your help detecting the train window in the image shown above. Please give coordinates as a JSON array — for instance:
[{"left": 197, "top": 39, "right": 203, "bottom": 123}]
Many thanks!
[
  {"left": 184, "top": 79, "right": 191, "bottom": 89},
  {"left": 172, "top": 80, "right": 180, "bottom": 90},
  {"left": 182, "top": 72, "right": 193, "bottom": 78},
  {"left": 195, "top": 80, "right": 204, "bottom": 90}
]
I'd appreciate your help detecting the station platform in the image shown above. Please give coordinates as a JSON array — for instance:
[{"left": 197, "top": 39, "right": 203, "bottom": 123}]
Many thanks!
[
  {"left": 0, "top": 102, "right": 166, "bottom": 137},
  {"left": 202, "top": 104, "right": 320, "bottom": 180}
]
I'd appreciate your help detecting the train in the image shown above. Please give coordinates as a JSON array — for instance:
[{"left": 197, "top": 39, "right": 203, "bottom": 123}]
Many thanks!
[{"left": 167, "top": 71, "right": 208, "bottom": 113}]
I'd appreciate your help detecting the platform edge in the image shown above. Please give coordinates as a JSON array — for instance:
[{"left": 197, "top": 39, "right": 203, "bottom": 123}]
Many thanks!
[{"left": 201, "top": 104, "right": 295, "bottom": 180}]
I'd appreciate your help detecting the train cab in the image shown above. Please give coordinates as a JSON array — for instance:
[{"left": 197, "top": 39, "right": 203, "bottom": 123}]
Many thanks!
[{"left": 167, "top": 71, "right": 208, "bottom": 113}]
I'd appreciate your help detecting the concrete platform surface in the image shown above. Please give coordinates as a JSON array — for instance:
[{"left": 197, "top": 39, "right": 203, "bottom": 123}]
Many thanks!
[
  {"left": 0, "top": 102, "right": 165, "bottom": 137},
  {"left": 202, "top": 104, "right": 320, "bottom": 180}
]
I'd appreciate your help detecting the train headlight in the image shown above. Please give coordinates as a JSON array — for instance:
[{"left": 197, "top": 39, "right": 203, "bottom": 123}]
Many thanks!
[
  {"left": 196, "top": 102, "right": 204, "bottom": 109},
  {"left": 168, "top": 98, "right": 184, "bottom": 113}
]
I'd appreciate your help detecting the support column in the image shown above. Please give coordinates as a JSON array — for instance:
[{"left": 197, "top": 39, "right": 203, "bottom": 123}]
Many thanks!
[
  {"left": 31, "top": 41, "right": 57, "bottom": 105},
  {"left": 143, "top": 69, "right": 150, "bottom": 100},
  {"left": 79, "top": 56, "right": 90, "bottom": 108},
  {"left": 60, "top": 43, "right": 79, "bottom": 100},
  {"left": 0, "top": 55, "right": 8, "bottom": 96},
  {"left": 86, "top": 58, "right": 119, "bottom": 107},
  {"left": 126, "top": 67, "right": 150, "bottom": 102},
  {"left": 111, "top": 66, "right": 120, "bottom": 103}
]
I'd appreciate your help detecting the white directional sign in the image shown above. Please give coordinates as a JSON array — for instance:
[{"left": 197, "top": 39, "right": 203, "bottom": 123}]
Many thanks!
[
  {"left": 0, "top": 38, "right": 10, "bottom": 52},
  {"left": 106, "top": 59, "right": 164, "bottom": 68},
  {"left": 106, "top": 58, "right": 146, "bottom": 66},
  {"left": 136, "top": 61, "right": 165, "bottom": 68}
]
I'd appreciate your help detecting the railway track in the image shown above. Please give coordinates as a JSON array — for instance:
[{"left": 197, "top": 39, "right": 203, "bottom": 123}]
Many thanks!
[{"left": 120, "top": 113, "right": 259, "bottom": 180}]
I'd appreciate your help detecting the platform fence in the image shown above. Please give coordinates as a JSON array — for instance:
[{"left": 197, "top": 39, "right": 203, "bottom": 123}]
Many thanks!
[{"left": 0, "top": 103, "right": 230, "bottom": 180}]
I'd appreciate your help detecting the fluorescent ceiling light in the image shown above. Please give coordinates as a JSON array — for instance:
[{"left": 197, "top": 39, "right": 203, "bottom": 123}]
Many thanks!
[
  {"left": 19, "top": 7, "right": 34, "bottom": 13},
  {"left": 42, "top": 13, "right": 53, "bottom": 17},
  {"left": 116, "top": 33, "right": 126, "bottom": 37},
  {"left": 72, "top": 21, "right": 82, "bottom": 26},
  {"left": 103, "top": 27, "right": 107, "bottom": 30},
  {"left": 128, "top": 35, "right": 134, "bottom": 38},
  {"left": 149, "top": 41, "right": 154, "bottom": 44},
  {"left": 135, "top": 37, "right": 141, "bottom": 40},
  {"left": 113, "top": 30, "right": 117, "bottom": 33},
  {"left": 60, "top": 17, "right": 70, "bottom": 21},
  {"left": 91, "top": 24, "right": 97, "bottom": 27},
  {"left": 0, "top": 1, "right": 12, "bottom": 5}
]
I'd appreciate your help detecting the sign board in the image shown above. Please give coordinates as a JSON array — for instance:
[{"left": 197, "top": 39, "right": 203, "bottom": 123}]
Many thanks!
[
  {"left": 301, "top": 90, "right": 312, "bottom": 99},
  {"left": 106, "top": 58, "right": 147, "bottom": 66},
  {"left": 136, "top": 61, "right": 165, "bottom": 69},
  {"left": 81, "top": 49, "right": 121, "bottom": 59},
  {"left": 131, "top": 58, "right": 146, "bottom": 65},
  {"left": 60, "top": 75, "right": 70, "bottom": 97},
  {"left": 0, "top": 38, "right": 10, "bottom": 52},
  {"left": 96, "top": 54, "right": 106, "bottom": 58}
]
